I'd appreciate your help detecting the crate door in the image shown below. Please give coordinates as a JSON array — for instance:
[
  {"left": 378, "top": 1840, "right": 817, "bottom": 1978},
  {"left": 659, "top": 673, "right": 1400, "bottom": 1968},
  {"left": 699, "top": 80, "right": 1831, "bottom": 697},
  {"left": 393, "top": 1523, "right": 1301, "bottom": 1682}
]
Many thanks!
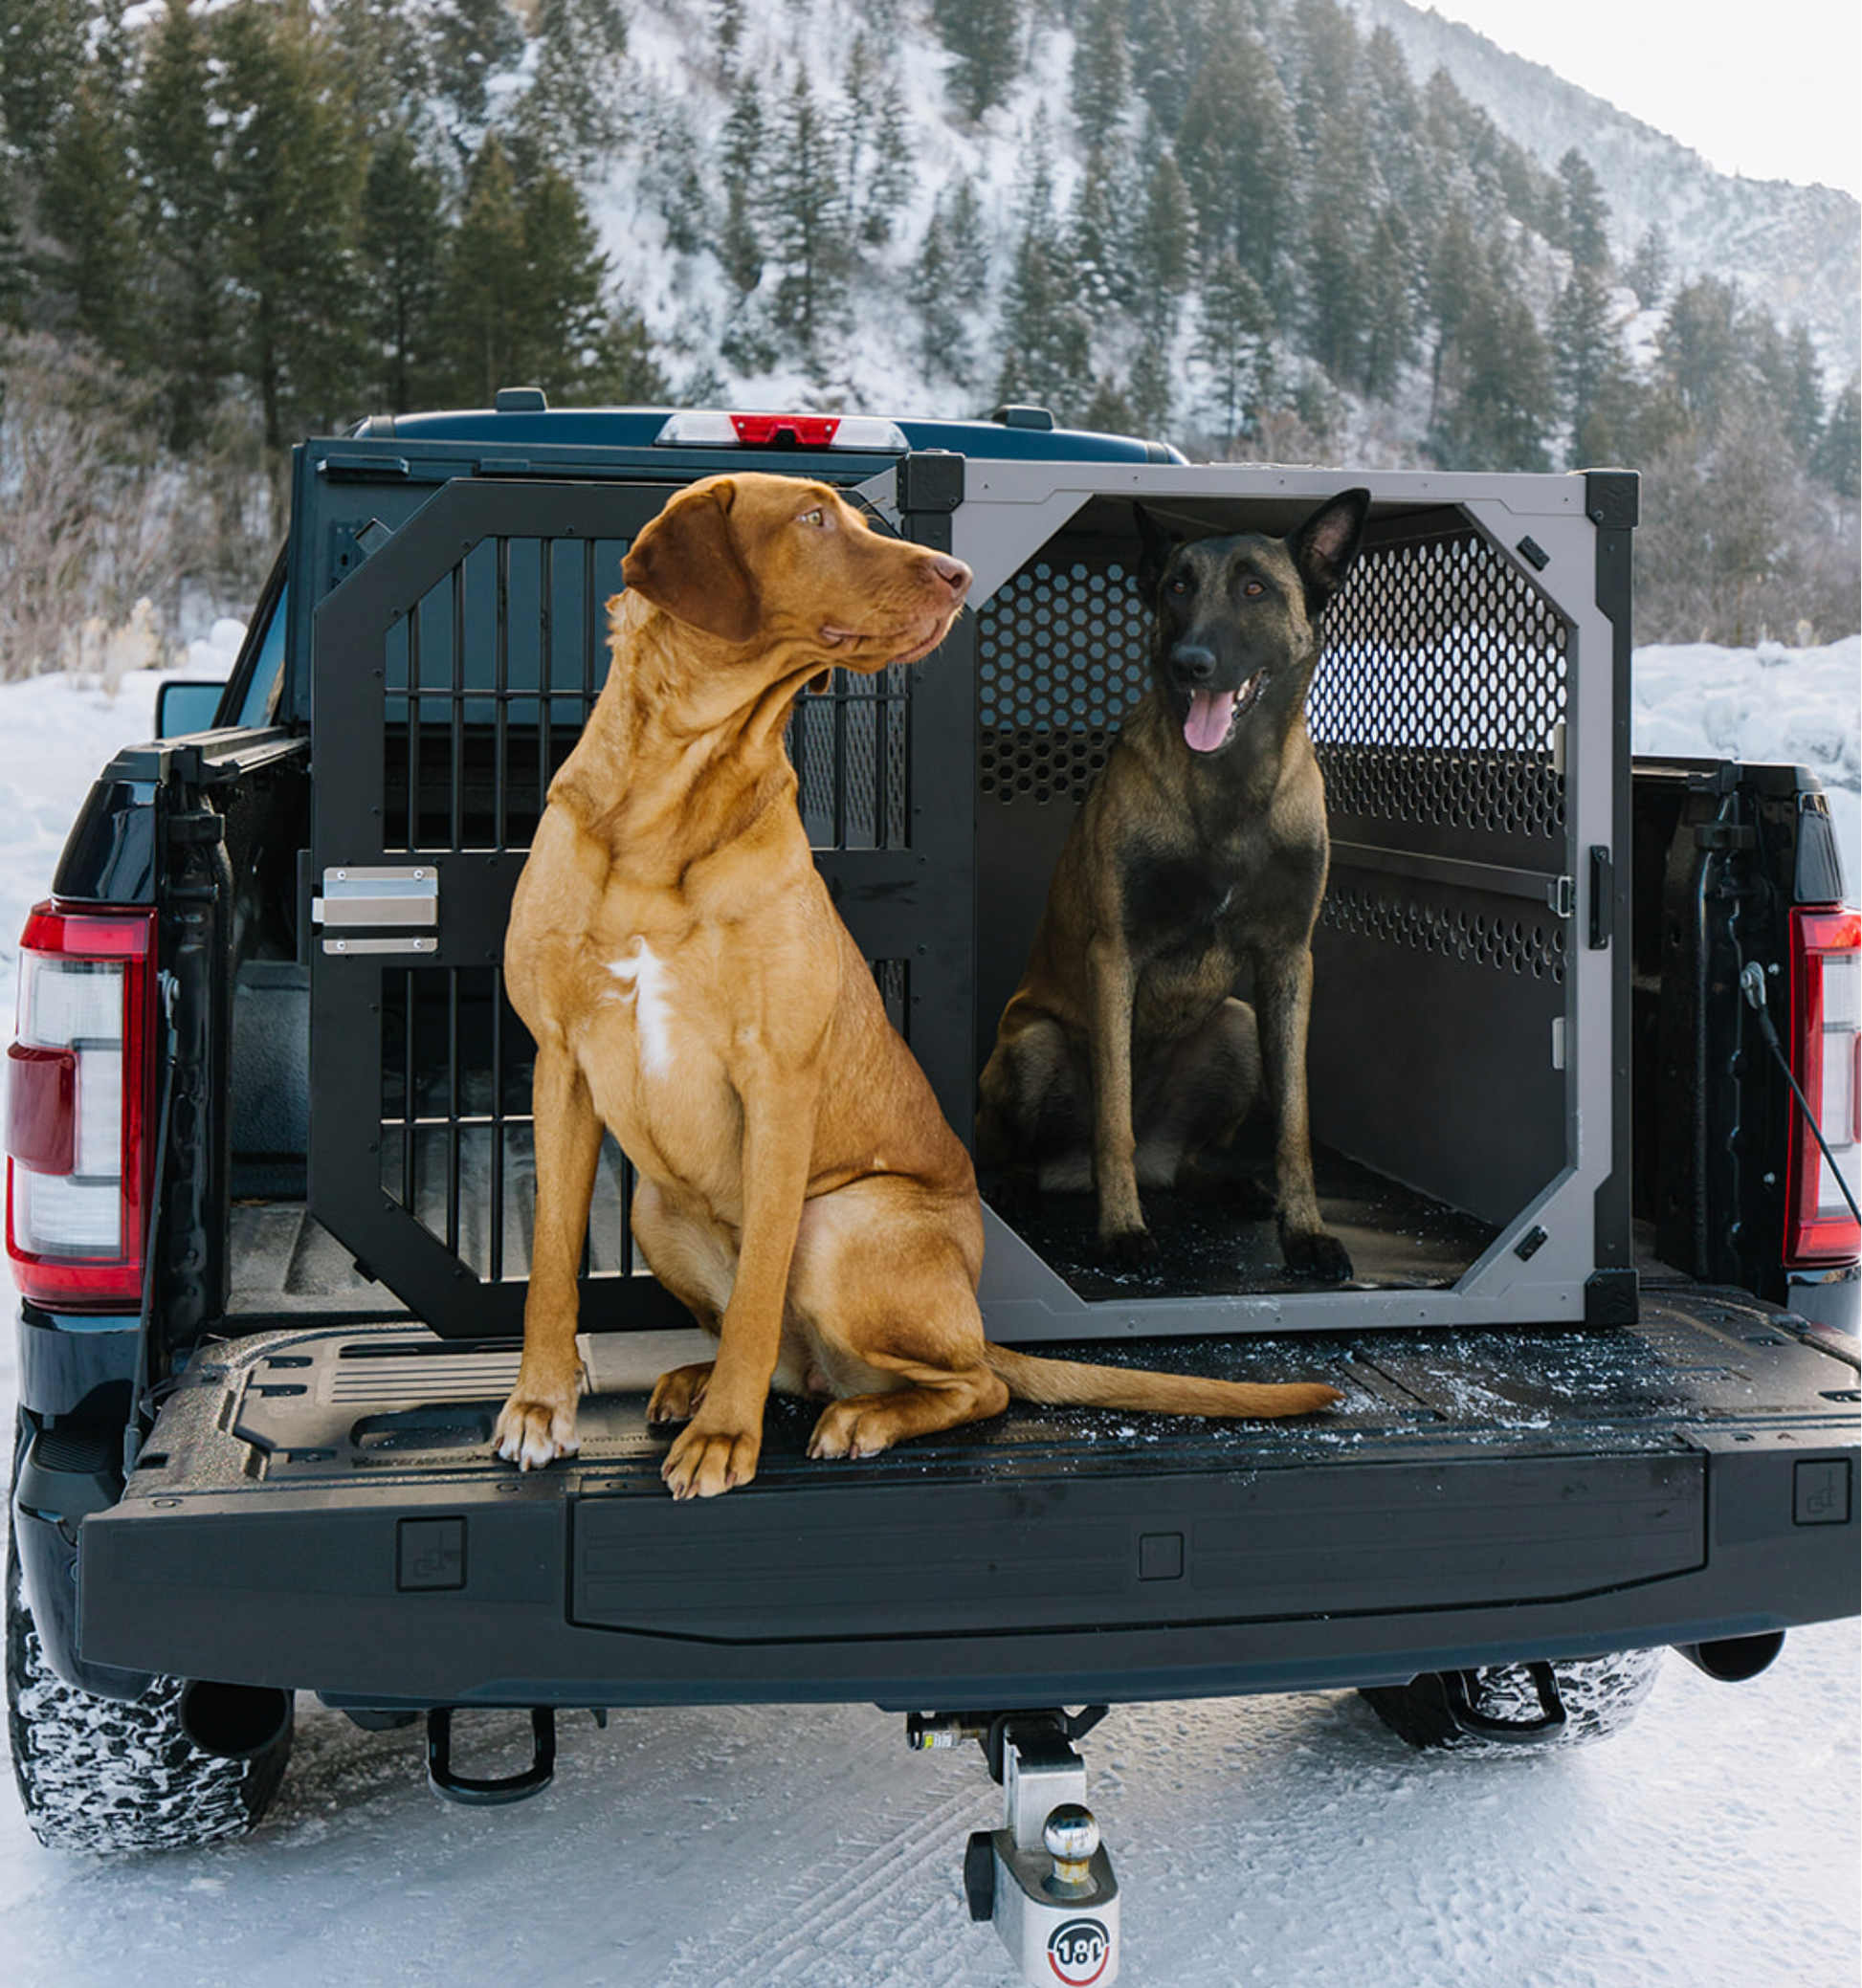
[{"left": 306, "top": 476, "right": 974, "bottom": 1338}]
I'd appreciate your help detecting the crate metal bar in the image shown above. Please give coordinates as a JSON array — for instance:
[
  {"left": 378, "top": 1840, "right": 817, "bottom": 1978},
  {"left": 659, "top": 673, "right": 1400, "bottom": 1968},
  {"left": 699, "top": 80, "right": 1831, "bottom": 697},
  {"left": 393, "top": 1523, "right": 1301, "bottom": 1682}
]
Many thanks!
[
  {"left": 1330, "top": 840, "right": 1566, "bottom": 907},
  {"left": 445, "top": 970, "right": 462, "bottom": 1258},
  {"left": 489, "top": 968, "right": 506, "bottom": 1284},
  {"left": 832, "top": 672, "right": 849, "bottom": 849},
  {"left": 405, "top": 598, "right": 421, "bottom": 854},
  {"left": 495, "top": 538, "right": 511, "bottom": 853},
  {"left": 539, "top": 539, "right": 555, "bottom": 832},
  {"left": 399, "top": 968, "right": 415, "bottom": 1216},
  {"left": 450, "top": 560, "right": 465, "bottom": 854}
]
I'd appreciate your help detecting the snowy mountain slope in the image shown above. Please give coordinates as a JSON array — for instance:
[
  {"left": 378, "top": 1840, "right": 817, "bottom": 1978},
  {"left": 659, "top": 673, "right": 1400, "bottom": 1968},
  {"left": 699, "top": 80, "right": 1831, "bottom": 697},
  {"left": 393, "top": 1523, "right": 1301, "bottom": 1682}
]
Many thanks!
[
  {"left": 606, "top": 0, "right": 1089, "bottom": 421},
  {"left": 607, "top": 0, "right": 1859, "bottom": 415},
  {"left": 1346, "top": 0, "right": 1862, "bottom": 379}
]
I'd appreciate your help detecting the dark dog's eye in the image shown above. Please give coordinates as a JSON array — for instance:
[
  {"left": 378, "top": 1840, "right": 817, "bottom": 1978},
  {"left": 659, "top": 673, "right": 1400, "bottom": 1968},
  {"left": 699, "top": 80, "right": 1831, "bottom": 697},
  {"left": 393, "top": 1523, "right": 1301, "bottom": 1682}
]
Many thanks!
[
  {"left": 1168, "top": 575, "right": 1189, "bottom": 596},
  {"left": 1243, "top": 580, "right": 1265, "bottom": 598}
]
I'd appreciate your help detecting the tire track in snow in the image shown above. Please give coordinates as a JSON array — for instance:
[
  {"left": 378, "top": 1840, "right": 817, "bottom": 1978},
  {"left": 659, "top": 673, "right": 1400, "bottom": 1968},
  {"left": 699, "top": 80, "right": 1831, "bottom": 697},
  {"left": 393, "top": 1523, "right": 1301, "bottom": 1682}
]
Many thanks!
[{"left": 661, "top": 1771, "right": 990, "bottom": 1988}]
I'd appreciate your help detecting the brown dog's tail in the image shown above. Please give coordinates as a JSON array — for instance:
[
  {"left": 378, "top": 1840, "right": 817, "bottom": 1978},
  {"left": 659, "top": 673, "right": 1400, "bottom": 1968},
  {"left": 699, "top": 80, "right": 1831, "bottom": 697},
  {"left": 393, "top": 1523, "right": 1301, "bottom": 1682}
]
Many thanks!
[{"left": 981, "top": 1344, "right": 1341, "bottom": 1420}]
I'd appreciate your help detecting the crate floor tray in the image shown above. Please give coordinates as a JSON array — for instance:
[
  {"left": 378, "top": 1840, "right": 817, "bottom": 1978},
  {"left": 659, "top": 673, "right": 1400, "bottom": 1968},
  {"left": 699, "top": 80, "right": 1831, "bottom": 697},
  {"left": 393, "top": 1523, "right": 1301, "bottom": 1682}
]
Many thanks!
[{"left": 984, "top": 1138, "right": 1497, "bottom": 1306}]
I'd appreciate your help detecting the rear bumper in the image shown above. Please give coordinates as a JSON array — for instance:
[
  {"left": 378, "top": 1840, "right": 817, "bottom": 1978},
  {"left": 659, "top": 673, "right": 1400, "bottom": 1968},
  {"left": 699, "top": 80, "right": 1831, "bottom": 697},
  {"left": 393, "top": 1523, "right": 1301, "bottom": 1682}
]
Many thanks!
[{"left": 72, "top": 1306, "right": 1859, "bottom": 1707}]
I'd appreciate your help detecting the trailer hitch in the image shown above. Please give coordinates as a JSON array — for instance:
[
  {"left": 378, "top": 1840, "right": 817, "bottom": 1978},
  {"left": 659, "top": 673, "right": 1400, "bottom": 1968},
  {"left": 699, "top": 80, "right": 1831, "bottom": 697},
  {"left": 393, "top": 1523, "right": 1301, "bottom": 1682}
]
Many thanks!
[
  {"left": 912, "top": 1711, "right": 1120, "bottom": 1984},
  {"left": 426, "top": 1706, "right": 556, "bottom": 1806}
]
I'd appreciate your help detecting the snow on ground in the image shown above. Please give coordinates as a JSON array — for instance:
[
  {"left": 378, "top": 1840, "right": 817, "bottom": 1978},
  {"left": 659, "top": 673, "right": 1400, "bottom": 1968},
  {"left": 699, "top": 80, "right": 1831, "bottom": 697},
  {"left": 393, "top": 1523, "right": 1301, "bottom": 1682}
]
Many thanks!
[
  {"left": 0, "top": 630, "right": 1855, "bottom": 1986},
  {"left": 0, "top": 1623, "right": 1855, "bottom": 1988}
]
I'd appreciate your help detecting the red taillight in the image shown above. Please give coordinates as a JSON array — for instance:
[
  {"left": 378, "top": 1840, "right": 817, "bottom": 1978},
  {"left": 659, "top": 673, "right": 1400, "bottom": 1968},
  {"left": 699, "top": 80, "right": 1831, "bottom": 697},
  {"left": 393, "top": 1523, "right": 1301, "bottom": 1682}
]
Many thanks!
[
  {"left": 4, "top": 902, "right": 157, "bottom": 1309},
  {"left": 731, "top": 413, "right": 840, "bottom": 447},
  {"left": 1785, "top": 906, "right": 1861, "bottom": 1265}
]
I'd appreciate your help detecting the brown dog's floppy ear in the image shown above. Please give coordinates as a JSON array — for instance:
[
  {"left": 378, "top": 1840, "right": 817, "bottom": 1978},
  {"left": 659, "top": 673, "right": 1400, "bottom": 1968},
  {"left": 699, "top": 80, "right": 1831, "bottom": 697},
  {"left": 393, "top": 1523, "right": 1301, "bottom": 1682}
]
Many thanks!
[{"left": 621, "top": 480, "right": 761, "bottom": 643}]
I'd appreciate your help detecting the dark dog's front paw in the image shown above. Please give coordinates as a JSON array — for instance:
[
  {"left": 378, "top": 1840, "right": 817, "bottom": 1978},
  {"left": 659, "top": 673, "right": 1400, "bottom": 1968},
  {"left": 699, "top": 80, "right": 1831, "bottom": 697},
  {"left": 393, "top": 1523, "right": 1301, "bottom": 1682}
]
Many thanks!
[
  {"left": 1282, "top": 1226, "right": 1353, "bottom": 1282},
  {"left": 1101, "top": 1225, "right": 1161, "bottom": 1269}
]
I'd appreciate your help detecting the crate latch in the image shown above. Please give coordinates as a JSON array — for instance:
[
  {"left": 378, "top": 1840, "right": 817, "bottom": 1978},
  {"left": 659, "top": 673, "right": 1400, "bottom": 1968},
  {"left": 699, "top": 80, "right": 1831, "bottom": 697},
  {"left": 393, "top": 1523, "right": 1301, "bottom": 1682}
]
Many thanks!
[
  {"left": 312, "top": 865, "right": 438, "bottom": 956},
  {"left": 1548, "top": 873, "right": 1576, "bottom": 919}
]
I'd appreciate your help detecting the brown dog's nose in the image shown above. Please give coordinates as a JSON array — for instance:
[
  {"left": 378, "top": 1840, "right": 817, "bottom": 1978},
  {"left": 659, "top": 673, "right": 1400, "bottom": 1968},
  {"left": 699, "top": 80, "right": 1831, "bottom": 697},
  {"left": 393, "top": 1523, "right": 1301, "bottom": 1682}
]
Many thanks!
[{"left": 932, "top": 555, "right": 972, "bottom": 602}]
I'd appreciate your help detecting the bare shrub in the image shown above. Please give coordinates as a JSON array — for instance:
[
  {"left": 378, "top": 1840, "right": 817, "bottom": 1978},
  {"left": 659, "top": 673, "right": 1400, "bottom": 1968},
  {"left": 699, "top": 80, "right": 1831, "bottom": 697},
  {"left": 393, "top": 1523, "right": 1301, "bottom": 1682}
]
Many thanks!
[
  {"left": 1636, "top": 400, "right": 1861, "bottom": 645},
  {"left": 0, "top": 334, "right": 277, "bottom": 680},
  {"left": 0, "top": 333, "right": 179, "bottom": 680}
]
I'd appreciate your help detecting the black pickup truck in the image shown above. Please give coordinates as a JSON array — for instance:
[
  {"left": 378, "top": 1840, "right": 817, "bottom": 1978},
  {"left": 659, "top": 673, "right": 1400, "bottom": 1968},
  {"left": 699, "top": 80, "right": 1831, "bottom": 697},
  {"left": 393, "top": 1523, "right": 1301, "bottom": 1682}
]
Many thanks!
[{"left": 8, "top": 402, "right": 1858, "bottom": 1874}]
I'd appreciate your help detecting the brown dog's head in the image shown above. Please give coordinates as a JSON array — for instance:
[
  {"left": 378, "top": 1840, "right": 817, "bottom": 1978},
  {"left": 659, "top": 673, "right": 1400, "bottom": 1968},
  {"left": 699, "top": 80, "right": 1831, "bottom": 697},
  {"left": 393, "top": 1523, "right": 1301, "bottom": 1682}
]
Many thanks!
[{"left": 621, "top": 474, "right": 972, "bottom": 679}]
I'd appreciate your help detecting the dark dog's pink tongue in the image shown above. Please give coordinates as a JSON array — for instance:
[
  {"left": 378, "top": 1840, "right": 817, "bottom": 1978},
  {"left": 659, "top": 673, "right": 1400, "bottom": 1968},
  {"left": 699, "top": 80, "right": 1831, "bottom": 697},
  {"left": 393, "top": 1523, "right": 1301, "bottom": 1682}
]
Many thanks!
[{"left": 1184, "top": 689, "right": 1236, "bottom": 753}]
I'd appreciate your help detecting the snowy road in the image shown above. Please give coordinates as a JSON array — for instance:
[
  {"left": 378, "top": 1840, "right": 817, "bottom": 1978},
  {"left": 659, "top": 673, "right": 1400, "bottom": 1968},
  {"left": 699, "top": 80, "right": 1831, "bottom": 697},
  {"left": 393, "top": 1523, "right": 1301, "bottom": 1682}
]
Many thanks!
[
  {"left": 1, "top": 643, "right": 1857, "bottom": 1985},
  {"left": 0, "top": 1623, "right": 1855, "bottom": 1988}
]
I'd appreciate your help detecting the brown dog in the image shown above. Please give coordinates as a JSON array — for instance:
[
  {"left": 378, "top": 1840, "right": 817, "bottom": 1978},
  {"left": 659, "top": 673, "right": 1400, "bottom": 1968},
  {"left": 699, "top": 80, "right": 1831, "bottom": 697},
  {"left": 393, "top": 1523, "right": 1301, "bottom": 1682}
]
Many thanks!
[
  {"left": 977, "top": 491, "right": 1369, "bottom": 1277},
  {"left": 492, "top": 474, "right": 1340, "bottom": 1497}
]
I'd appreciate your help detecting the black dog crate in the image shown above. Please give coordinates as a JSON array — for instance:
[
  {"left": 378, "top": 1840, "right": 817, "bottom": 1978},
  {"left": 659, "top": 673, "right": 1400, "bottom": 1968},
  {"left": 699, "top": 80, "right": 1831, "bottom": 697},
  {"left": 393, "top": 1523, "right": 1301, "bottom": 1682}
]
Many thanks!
[{"left": 301, "top": 446, "right": 1630, "bottom": 1345}]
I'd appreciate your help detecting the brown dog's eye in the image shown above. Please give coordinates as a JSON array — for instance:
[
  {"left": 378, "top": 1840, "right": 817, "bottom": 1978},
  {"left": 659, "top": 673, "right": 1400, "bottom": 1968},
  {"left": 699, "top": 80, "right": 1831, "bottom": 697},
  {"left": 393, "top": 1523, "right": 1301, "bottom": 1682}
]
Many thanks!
[{"left": 797, "top": 508, "right": 827, "bottom": 528}]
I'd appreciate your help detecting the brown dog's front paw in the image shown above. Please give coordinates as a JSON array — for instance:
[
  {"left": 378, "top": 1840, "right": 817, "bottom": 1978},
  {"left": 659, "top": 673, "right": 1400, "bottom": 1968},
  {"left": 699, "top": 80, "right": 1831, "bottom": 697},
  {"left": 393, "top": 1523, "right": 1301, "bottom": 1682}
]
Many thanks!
[
  {"left": 660, "top": 1420, "right": 761, "bottom": 1499},
  {"left": 1100, "top": 1224, "right": 1161, "bottom": 1269},
  {"left": 1282, "top": 1226, "right": 1353, "bottom": 1282},
  {"left": 646, "top": 1360, "right": 715, "bottom": 1426},
  {"left": 493, "top": 1392, "right": 581, "bottom": 1471},
  {"left": 807, "top": 1400, "right": 894, "bottom": 1462}
]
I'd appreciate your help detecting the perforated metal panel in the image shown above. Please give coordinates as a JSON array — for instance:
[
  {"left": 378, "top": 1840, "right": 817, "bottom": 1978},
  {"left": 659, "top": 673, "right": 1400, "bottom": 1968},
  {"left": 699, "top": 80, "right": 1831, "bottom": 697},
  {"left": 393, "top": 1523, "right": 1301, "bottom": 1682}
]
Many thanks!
[
  {"left": 1320, "top": 885, "right": 1566, "bottom": 983},
  {"left": 978, "top": 559, "right": 1144, "bottom": 805}
]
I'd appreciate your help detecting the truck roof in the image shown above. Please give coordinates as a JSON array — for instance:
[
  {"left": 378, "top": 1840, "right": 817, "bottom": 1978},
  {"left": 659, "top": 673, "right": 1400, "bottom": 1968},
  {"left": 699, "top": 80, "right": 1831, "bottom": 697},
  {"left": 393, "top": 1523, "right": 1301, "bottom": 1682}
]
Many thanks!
[{"left": 362, "top": 400, "right": 1190, "bottom": 466}]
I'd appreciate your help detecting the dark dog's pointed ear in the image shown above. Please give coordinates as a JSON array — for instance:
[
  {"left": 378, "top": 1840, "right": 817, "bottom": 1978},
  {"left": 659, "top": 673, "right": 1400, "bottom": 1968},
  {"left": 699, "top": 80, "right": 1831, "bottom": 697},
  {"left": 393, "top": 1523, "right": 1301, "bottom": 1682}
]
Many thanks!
[
  {"left": 1133, "top": 503, "right": 1181, "bottom": 599},
  {"left": 621, "top": 479, "right": 761, "bottom": 644},
  {"left": 1290, "top": 488, "right": 1370, "bottom": 607}
]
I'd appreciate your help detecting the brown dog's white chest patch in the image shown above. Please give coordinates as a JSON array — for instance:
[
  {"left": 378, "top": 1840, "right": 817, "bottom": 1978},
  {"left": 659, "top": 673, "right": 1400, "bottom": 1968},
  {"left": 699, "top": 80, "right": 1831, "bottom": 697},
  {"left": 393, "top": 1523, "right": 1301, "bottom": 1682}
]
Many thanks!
[{"left": 607, "top": 939, "right": 676, "bottom": 1077}]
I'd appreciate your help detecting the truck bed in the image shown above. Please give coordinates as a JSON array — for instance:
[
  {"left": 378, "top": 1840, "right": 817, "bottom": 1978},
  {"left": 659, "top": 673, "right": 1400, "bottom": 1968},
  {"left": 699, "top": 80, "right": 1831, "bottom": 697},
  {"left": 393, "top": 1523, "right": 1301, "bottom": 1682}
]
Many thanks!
[{"left": 76, "top": 1286, "right": 1858, "bottom": 1712}]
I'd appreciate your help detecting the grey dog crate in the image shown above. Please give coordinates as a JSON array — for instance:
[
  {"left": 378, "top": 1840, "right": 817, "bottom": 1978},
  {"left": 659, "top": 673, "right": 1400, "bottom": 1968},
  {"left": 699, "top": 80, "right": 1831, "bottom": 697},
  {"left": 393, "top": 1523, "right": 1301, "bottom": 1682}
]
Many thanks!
[
  {"left": 299, "top": 440, "right": 1632, "bottom": 1347},
  {"left": 957, "top": 459, "right": 1633, "bottom": 1340}
]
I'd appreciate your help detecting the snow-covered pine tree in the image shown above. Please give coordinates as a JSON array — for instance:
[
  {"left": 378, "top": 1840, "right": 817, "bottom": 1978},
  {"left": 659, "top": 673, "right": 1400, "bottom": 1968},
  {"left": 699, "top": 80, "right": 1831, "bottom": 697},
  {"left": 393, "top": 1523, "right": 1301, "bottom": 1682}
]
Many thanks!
[
  {"left": 934, "top": 0, "right": 1024, "bottom": 122},
  {"left": 134, "top": 0, "right": 230, "bottom": 453},
  {"left": 1195, "top": 248, "right": 1274, "bottom": 448},
  {"left": 215, "top": 0, "right": 370, "bottom": 452},
  {"left": 36, "top": 74, "right": 143, "bottom": 363},
  {"left": 518, "top": 0, "right": 630, "bottom": 175},
  {"left": 1071, "top": 0, "right": 1132, "bottom": 155},
  {"left": 763, "top": 71, "right": 852, "bottom": 375},
  {"left": 361, "top": 124, "right": 450, "bottom": 414}
]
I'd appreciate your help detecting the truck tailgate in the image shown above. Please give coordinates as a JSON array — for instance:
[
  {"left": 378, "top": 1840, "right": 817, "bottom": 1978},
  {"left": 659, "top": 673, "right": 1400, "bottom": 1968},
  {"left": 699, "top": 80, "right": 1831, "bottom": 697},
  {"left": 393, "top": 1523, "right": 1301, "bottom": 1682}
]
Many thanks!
[{"left": 78, "top": 1294, "right": 1857, "bottom": 1706}]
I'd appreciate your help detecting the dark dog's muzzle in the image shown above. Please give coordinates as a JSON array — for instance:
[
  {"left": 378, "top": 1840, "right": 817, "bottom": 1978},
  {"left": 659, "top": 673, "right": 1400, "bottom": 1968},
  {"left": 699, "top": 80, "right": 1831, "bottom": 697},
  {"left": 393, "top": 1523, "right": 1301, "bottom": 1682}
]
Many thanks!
[{"left": 1167, "top": 642, "right": 1266, "bottom": 755}]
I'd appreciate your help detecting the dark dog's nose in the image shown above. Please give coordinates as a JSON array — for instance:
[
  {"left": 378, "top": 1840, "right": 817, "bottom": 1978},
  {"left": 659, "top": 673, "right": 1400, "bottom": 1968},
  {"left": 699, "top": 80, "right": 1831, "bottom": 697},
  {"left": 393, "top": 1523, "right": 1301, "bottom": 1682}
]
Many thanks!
[
  {"left": 1172, "top": 642, "right": 1217, "bottom": 685},
  {"left": 932, "top": 555, "right": 972, "bottom": 603}
]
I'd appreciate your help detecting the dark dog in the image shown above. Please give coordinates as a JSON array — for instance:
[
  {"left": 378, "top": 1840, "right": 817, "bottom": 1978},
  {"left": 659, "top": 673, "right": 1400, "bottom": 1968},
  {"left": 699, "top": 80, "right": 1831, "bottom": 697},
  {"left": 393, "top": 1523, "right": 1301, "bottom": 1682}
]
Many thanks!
[
  {"left": 977, "top": 489, "right": 1370, "bottom": 1276},
  {"left": 493, "top": 473, "right": 1341, "bottom": 1497}
]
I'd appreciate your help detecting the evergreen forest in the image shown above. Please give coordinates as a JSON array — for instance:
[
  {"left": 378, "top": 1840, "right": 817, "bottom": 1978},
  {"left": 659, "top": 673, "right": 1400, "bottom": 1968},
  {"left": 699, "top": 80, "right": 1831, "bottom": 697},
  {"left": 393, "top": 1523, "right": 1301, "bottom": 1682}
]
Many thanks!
[{"left": 0, "top": 0, "right": 1855, "bottom": 674}]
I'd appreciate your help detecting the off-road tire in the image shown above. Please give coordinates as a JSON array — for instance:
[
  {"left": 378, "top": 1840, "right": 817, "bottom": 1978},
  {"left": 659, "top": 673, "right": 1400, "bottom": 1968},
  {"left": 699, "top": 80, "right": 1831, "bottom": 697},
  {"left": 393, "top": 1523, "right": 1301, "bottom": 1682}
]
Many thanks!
[
  {"left": 7, "top": 1532, "right": 294, "bottom": 1852},
  {"left": 1361, "top": 1648, "right": 1664, "bottom": 1755}
]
